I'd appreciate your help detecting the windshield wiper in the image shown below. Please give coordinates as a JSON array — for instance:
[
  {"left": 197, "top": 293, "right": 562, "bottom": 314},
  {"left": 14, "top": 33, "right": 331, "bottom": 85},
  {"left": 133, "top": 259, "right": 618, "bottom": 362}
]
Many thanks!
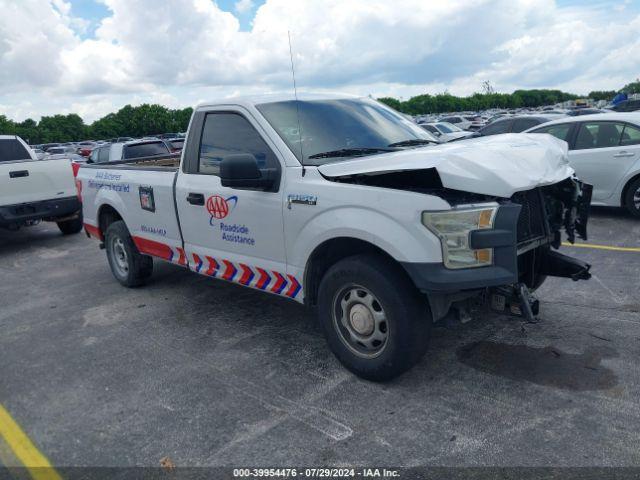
[
  {"left": 387, "top": 139, "right": 438, "bottom": 147},
  {"left": 307, "top": 147, "right": 396, "bottom": 159}
]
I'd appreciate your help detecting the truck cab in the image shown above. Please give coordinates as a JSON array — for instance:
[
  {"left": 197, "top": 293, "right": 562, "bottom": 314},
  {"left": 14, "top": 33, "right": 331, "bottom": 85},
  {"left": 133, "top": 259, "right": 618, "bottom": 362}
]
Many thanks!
[{"left": 79, "top": 93, "right": 592, "bottom": 381}]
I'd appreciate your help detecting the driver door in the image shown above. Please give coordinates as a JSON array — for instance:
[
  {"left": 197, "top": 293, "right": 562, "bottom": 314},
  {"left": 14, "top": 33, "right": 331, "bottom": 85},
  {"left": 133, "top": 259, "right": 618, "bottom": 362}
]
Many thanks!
[{"left": 175, "top": 108, "right": 288, "bottom": 291}]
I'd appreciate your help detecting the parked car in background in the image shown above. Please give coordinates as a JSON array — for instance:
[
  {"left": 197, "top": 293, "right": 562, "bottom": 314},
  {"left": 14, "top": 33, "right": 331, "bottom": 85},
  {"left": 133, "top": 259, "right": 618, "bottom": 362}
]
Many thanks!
[
  {"left": 478, "top": 115, "right": 565, "bottom": 136},
  {"left": 567, "top": 108, "right": 607, "bottom": 116},
  {"left": 41, "top": 143, "right": 61, "bottom": 152},
  {"left": 165, "top": 138, "right": 185, "bottom": 153},
  {"left": 77, "top": 141, "right": 97, "bottom": 157},
  {"left": 30, "top": 147, "right": 46, "bottom": 160},
  {"left": 438, "top": 115, "right": 474, "bottom": 130},
  {"left": 0, "top": 135, "right": 82, "bottom": 234},
  {"left": 88, "top": 139, "right": 172, "bottom": 164},
  {"left": 525, "top": 113, "right": 640, "bottom": 216},
  {"left": 419, "top": 122, "right": 475, "bottom": 142},
  {"left": 47, "top": 152, "right": 87, "bottom": 164},
  {"left": 610, "top": 99, "right": 640, "bottom": 112},
  {"left": 46, "top": 146, "right": 78, "bottom": 156},
  {"left": 117, "top": 137, "right": 134, "bottom": 142}
]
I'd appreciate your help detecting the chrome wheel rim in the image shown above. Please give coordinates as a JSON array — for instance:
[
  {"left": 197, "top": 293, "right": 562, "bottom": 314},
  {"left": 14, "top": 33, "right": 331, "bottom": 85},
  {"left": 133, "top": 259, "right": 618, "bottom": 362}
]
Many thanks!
[
  {"left": 109, "top": 236, "right": 129, "bottom": 277},
  {"left": 332, "top": 285, "right": 388, "bottom": 358}
]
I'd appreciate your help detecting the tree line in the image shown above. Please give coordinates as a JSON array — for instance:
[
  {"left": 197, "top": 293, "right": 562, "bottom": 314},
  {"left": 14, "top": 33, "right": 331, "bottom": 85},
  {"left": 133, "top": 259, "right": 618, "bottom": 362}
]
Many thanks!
[
  {"left": 1, "top": 80, "right": 638, "bottom": 144},
  {"left": 0, "top": 104, "right": 193, "bottom": 145},
  {"left": 378, "top": 80, "right": 640, "bottom": 115}
]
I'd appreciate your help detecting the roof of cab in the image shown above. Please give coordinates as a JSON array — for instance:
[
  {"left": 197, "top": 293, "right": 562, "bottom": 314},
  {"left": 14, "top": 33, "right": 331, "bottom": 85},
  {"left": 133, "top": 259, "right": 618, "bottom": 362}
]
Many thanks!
[{"left": 195, "top": 92, "right": 362, "bottom": 111}]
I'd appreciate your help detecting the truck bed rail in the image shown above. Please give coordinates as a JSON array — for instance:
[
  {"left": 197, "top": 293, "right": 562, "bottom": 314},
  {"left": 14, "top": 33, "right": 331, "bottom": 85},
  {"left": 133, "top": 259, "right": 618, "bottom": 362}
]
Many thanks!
[{"left": 81, "top": 153, "right": 181, "bottom": 170}]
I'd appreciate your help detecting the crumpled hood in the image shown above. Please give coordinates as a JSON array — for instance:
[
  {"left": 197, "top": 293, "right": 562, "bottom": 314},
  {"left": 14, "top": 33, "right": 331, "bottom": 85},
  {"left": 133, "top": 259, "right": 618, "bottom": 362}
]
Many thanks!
[{"left": 318, "top": 133, "right": 573, "bottom": 198}]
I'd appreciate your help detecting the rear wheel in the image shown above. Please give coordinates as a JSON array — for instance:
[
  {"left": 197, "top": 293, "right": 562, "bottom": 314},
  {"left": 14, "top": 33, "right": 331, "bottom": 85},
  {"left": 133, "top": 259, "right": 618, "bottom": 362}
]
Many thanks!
[
  {"left": 623, "top": 177, "right": 640, "bottom": 218},
  {"left": 105, "top": 220, "right": 153, "bottom": 287},
  {"left": 316, "top": 253, "right": 431, "bottom": 381},
  {"left": 57, "top": 214, "right": 83, "bottom": 235}
]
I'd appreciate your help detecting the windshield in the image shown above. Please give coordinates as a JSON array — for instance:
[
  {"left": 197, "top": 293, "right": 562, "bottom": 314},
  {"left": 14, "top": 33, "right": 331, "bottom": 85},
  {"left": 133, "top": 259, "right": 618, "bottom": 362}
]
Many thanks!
[
  {"left": 256, "top": 98, "right": 435, "bottom": 165},
  {"left": 436, "top": 122, "right": 461, "bottom": 133}
]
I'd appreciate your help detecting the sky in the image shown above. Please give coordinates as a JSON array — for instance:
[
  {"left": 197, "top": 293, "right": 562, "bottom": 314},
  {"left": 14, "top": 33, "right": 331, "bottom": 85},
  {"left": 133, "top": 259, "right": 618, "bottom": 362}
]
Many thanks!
[{"left": 0, "top": 0, "right": 638, "bottom": 123}]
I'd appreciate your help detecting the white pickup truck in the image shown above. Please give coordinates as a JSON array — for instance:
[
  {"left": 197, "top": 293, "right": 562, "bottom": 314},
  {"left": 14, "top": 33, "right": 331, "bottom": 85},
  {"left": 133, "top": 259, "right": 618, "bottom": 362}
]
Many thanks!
[
  {"left": 79, "top": 94, "right": 592, "bottom": 381},
  {"left": 1, "top": 135, "right": 83, "bottom": 234}
]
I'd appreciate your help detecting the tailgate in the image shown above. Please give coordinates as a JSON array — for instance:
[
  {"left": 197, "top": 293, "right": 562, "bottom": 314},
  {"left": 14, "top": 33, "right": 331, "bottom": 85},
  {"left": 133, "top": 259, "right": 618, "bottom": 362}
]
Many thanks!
[{"left": 0, "top": 159, "right": 76, "bottom": 206}]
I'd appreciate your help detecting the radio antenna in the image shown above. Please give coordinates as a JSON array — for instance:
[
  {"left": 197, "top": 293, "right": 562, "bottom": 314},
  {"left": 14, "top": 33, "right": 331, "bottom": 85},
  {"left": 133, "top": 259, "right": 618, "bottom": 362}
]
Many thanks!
[{"left": 288, "top": 30, "right": 305, "bottom": 176}]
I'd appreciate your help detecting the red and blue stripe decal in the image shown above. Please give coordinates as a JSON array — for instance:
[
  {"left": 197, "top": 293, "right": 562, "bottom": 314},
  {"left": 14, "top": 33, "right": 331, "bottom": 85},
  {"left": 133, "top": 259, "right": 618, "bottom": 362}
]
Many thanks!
[
  {"left": 222, "top": 260, "right": 238, "bottom": 281},
  {"left": 205, "top": 256, "right": 219, "bottom": 277},
  {"left": 196, "top": 254, "right": 301, "bottom": 299},
  {"left": 285, "top": 275, "right": 301, "bottom": 298},
  {"left": 238, "top": 264, "right": 255, "bottom": 286},
  {"left": 255, "top": 268, "right": 271, "bottom": 290},
  {"left": 271, "top": 272, "right": 287, "bottom": 295},
  {"left": 127, "top": 236, "right": 302, "bottom": 300},
  {"left": 192, "top": 253, "right": 204, "bottom": 273}
]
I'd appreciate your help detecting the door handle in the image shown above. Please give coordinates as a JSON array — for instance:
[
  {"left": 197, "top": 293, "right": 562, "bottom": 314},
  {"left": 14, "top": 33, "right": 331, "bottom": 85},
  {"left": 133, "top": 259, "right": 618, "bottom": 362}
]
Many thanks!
[
  {"left": 9, "top": 170, "right": 29, "bottom": 178},
  {"left": 186, "top": 192, "right": 205, "bottom": 205},
  {"left": 613, "top": 151, "right": 635, "bottom": 158}
]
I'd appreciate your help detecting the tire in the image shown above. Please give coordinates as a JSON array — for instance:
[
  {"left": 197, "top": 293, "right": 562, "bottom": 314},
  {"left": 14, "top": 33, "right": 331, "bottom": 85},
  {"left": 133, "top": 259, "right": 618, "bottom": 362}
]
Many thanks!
[
  {"left": 623, "top": 177, "right": 640, "bottom": 218},
  {"left": 57, "top": 213, "right": 83, "bottom": 235},
  {"left": 105, "top": 220, "right": 153, "bottom": 287},
  {"left": 316, "top": 253, "right": 431, "bottom": 382}
]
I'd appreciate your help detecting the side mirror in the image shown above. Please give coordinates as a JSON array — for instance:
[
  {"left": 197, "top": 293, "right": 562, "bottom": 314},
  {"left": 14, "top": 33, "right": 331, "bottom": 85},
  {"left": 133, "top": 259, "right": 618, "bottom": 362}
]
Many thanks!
[{"left": 220, "top": 154, "right": 275, "bottom": 190}]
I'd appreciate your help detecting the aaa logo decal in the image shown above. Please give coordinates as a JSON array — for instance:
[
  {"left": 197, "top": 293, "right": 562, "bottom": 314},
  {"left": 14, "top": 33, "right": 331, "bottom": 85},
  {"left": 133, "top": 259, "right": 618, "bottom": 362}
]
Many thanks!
[{"left": 206, "top": 195, "right": 238, "bottom": 224}]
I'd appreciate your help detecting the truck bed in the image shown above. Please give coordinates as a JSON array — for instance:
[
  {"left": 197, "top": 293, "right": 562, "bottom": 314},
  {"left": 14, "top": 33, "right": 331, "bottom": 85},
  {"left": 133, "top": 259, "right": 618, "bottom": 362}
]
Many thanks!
[{"left": 81, "top": 153, "right": 181, "bottom": 171}]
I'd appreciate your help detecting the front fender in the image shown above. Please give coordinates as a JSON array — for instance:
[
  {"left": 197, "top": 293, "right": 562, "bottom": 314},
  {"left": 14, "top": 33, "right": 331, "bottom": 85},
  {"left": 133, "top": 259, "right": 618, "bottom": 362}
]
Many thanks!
[{"left": 289, "top": 206, "right": 443, "bottom": 269}]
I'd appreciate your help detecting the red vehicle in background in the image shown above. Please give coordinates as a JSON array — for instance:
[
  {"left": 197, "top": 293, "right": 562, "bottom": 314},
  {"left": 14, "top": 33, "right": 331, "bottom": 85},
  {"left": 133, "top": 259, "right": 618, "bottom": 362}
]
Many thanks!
[{"left": 77, "top": 141, "right": 97, "bottom": 157}]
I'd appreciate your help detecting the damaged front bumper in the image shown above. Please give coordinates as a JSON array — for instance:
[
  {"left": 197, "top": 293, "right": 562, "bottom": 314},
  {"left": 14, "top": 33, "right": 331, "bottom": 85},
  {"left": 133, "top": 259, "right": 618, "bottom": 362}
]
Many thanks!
[{"left": 401, "top": 176, "right": 593, "bottom": 321}]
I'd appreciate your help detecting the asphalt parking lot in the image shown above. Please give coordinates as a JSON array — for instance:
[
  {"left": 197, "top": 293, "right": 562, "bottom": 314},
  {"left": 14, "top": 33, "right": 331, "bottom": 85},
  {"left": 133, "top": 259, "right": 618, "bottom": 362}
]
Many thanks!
[{"left": 1, "top": 207, "right": 639, "bottom": 469}]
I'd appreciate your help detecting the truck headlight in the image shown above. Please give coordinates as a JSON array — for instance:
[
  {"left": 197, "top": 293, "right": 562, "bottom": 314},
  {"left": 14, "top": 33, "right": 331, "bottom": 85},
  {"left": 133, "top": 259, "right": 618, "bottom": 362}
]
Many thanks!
[{"left": 422, "top": 206, "right": 498, "bottom": 269}]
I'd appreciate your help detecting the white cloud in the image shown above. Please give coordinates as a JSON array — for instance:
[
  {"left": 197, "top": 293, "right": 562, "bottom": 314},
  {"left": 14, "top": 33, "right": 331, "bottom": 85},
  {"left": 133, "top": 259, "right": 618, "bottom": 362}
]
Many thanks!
[
  {"left": 0, "top": 0, "right": 638, "bottom": 123},
  {"left": 234, "top": 0, "right": 254, "bottom": 14}
]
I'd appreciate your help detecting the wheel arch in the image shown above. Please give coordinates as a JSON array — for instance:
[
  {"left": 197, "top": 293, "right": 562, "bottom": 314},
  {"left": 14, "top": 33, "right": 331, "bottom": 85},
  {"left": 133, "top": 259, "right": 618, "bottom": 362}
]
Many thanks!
[
  {"left": 97, "top": 203, "right": 124, "bottom": 240},
  {"left": 303, "top": 237, "right": 412, "bottom": 307},
  {"left": 621, "top": 171, "right": 640, "bottom": 207}
]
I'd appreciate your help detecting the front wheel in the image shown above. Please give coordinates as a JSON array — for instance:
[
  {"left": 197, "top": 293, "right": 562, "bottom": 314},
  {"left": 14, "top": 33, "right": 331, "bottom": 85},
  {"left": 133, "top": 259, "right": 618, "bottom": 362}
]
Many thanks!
[
  {"left": 623, "top": 177, "right": 640, "bottom": 218},
  {"left": 105, "top": 220, "right": 153, "bottom": 287},
  {"left": 316, "top": 253, "right": 431, "bottom": 382}
]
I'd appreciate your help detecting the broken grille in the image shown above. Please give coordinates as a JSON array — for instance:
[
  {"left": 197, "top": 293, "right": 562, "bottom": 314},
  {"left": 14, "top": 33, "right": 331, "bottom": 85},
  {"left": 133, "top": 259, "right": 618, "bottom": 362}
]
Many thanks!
[{"left": 512, "top": 188, "right": 546, "bottom": 244}]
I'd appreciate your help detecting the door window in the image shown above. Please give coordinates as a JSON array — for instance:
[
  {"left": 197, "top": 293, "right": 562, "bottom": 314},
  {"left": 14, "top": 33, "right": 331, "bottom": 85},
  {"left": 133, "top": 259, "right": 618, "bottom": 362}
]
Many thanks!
[
  {"left": 531, "top": 123, "right": 572, "bottom": 143},
  {"left": 198, "top": 113, "right": 279, "bottom": 176},
  {"left": 620, "top": 124, "right": 640, "bottom": 146},
  {"left": 0, "top": 139, "right": 30, "bottom": 162},
  {"left": 574, "top": 122, "right": 624, "bottom": 150}
]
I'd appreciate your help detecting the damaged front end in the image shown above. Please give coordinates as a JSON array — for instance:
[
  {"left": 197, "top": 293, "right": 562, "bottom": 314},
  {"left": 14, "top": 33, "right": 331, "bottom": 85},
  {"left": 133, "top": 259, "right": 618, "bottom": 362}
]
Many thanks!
[
  {"left": 324, "top": 166, "right": 592, "bottom": 323},
  {"left": 408, "top": 174, "right": 592, "bottom": 323},
  {"left": 513, "top": 176, "right": 592, "bottom": 286}
]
